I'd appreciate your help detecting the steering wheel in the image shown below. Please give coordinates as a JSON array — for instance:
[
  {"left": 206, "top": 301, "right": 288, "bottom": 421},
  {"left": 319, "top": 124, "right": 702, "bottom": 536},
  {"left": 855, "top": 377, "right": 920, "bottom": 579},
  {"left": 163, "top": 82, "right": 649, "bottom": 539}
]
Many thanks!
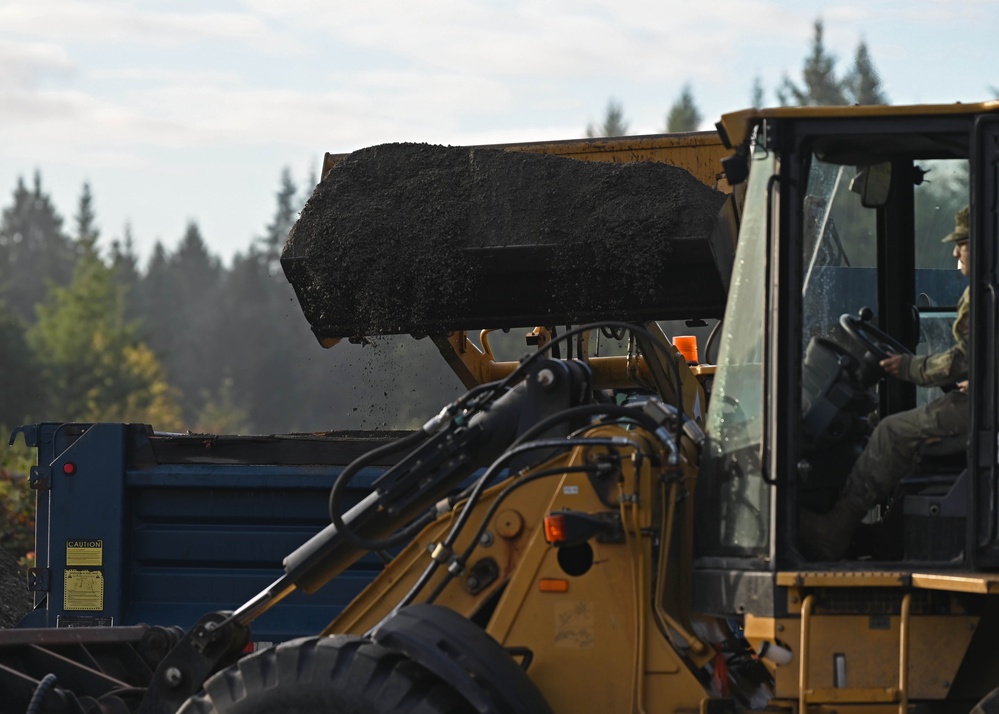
[{"left": 839, "top": 312, "right": 913, "bottom": 362}]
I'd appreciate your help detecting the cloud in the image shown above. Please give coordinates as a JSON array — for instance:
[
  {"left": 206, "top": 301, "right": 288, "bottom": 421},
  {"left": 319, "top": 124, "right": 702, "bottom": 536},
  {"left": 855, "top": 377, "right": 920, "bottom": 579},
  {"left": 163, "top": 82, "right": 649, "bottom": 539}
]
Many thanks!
[
  {"left": 0, "top": 40, "right": 75, "bottom": 89},
  {"left": 0, "top": 1, "right": 270, "bottom": 46}
]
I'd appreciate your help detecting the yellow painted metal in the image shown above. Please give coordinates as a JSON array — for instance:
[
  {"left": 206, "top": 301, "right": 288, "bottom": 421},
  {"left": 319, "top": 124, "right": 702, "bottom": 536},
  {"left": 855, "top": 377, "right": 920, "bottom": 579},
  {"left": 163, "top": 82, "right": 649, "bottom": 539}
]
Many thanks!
[
  {"left": 718, "top": 99, "right": 999, "bottom": 150},
  {"left": 776, "top": 571, "right": 908, "bottom": 590},
  {"left": 898, "top": 593, "right": 910, "bottom": 714},
  {"left": 775, "top": 609, "right": 977, "bottom": 704},
  {"left": 910, "top": 572, "right": 999, "bottom": 594},
  {"left": 326, "top": 423, "right": 712, "bottom": 713},
  {"left": 433, "top": 328, "right": 710, "bottom": 427},
  {"left": 778, "top": 569, "right": 999, "bottom": 594},
  {"left": 799, "top": 594, "right": 814, "bottom": 713},
  {"left": 323, "top": 130, "right": 731, "bottom": 192},
  {"left": 435, "top": 331, "right": 668, "bottom": 389}
]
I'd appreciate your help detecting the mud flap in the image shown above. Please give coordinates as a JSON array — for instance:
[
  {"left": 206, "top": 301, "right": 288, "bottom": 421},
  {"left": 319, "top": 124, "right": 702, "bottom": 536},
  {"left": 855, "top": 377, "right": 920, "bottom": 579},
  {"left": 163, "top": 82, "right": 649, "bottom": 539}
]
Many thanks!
[{"left": 371, "top": 604, "right": 553, "bottom": 714}]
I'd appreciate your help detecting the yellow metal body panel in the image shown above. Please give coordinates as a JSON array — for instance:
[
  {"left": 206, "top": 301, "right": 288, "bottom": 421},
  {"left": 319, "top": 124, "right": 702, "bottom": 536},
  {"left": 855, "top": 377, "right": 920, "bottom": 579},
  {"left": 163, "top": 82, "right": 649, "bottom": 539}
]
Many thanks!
[
  {"left": 766, "top": 615, "right": 977, "bottom": 702},
  {"left": 747, "top": 574, "right": 988, "bottom": 708},
  {"left": 328, "top": 425, "right": 714, "bottom": 713}
]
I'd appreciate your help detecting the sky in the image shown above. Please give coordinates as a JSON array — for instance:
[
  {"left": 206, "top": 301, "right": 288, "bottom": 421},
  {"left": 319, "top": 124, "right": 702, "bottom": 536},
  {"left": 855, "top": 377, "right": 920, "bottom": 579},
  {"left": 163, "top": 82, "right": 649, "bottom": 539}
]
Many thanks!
[{"left": 2, "top": 0, "right": 997, "bottom": 268}]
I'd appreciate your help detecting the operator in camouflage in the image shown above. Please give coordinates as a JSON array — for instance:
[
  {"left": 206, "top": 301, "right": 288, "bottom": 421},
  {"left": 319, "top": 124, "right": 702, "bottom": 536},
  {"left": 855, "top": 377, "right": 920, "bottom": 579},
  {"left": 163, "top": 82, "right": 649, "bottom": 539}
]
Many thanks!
[{"left": 801, "top": 206, "right": 971, "bottom": 561}]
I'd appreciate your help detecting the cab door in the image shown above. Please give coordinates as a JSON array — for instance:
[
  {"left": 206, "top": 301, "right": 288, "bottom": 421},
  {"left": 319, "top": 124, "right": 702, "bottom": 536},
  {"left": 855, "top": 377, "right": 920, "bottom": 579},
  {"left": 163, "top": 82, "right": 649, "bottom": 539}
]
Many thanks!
[{"left": 971, "top": 115, "right": 999, "bottom": 566}]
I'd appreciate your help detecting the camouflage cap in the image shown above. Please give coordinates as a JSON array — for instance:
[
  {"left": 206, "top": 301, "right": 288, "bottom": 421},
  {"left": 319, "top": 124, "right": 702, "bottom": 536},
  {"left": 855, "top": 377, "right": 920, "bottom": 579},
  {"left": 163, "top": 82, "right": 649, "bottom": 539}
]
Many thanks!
[{"left": 942, "top": 205, "right": 970, "bottom": 243}]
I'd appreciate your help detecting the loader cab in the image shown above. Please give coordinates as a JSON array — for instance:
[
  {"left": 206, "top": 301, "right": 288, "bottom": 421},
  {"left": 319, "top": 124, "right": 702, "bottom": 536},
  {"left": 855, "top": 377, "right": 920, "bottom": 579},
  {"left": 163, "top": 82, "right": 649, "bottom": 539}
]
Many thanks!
[{"left": 694, "top": 105, "right": 999, "bottom": 599}]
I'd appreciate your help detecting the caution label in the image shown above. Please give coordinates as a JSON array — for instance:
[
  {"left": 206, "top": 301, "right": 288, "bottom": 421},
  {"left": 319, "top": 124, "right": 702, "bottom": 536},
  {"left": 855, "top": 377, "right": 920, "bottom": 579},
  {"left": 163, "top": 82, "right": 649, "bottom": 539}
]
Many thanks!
[
  {"left": 66, "top": 540, "right": 103, "bottom": 566},
  {"left": 64, "top": 569, "right": 104, "bottom": 611}
]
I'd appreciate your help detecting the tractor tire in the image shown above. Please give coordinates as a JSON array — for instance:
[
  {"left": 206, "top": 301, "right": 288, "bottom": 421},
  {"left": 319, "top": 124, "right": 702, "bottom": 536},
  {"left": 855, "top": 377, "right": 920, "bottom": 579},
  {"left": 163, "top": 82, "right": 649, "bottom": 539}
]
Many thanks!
[{"left": 178, "top": 634, "right": 475, "bottom": 714}]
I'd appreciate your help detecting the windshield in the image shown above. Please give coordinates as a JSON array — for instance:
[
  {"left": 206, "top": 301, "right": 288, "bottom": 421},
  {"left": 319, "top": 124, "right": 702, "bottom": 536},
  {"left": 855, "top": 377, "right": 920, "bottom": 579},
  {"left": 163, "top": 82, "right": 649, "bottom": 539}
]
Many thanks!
[
  {"left": 801, "top": 158, "right": 967, "bottom": 349},
  {"left": 697, "top": 146, "right": 773, "bottom": 557}
]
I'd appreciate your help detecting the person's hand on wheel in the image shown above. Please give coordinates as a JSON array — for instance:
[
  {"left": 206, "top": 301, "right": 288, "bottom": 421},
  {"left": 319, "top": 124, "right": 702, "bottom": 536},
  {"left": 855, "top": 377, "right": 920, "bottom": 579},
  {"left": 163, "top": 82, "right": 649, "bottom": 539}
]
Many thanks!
[{"left": 879, "top": 353, "right": 903, "bottom": 376}]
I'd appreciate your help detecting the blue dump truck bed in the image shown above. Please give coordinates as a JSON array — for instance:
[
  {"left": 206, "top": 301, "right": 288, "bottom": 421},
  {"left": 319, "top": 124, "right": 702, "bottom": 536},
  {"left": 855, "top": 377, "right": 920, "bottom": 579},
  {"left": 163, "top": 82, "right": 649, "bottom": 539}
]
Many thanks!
[{"left": 12, "top": 422, "right": 401, "bottom": 646}]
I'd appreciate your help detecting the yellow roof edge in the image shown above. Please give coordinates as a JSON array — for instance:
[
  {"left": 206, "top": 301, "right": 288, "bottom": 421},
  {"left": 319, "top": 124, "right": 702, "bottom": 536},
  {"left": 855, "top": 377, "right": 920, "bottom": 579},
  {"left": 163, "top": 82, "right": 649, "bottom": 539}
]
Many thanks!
[{"left": 719, "top": 99, "right": 999, "bottom": 150}]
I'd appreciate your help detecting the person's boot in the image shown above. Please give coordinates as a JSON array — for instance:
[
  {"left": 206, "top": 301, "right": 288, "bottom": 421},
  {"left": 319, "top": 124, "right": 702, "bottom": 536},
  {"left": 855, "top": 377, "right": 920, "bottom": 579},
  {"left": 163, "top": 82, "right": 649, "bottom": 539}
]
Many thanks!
[{"left": 799, "top": 494, "right": 869, "bottom": 561}]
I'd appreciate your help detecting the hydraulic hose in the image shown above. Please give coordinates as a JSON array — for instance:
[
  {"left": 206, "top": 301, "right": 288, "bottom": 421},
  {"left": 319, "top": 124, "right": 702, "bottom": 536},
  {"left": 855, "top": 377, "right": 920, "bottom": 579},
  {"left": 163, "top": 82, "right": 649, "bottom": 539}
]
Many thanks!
[{"left": 26, "top": 674, "right": 58, "bottom": 714}]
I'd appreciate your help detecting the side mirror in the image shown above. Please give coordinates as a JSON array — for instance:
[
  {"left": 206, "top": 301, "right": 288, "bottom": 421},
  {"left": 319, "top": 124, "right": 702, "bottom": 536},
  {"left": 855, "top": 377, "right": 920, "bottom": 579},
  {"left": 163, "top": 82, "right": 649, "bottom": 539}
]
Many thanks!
[{"left": 849, "top": 162, "right": 892, "bottom": 208}]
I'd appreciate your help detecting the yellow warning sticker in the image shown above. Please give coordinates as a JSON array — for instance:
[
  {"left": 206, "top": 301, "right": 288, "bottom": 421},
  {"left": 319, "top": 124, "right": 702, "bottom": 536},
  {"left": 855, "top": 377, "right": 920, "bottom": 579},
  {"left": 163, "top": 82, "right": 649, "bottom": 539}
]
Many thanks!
[
  {"left": 66, "top": 540, "right": 103, "bottom": 566},
  {"left": 64, "top": 569, "right": 104, "bottom": 611}
]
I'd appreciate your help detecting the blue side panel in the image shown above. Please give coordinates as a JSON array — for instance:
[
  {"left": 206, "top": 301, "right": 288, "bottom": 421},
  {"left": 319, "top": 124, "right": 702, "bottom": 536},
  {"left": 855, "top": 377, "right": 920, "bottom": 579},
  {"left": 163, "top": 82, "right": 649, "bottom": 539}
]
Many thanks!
[
  {"left": 17, "top": 423, "right": 395, "bottom": 643},
  {"left": 120, "top": 466, "right": 386, "bottom": 642}
]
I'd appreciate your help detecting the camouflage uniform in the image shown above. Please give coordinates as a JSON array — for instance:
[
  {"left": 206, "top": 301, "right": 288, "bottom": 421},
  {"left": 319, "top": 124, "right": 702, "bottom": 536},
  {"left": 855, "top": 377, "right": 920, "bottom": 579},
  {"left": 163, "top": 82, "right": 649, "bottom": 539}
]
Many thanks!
[
  {"left": 801, "top": 206, "right": 971, "bottom": 560},
  {"left": 845, "top": 286, "right": 969, "bottom": 508}
]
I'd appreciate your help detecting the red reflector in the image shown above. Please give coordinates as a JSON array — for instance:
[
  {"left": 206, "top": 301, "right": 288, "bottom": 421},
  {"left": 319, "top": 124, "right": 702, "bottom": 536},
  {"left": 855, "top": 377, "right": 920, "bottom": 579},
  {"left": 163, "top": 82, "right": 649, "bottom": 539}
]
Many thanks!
[
  {"left": 63, "top": 462, "right": 77, "bottom": 476},
  {"left": 538, "top": 578, "right": 569, "bottom": 593},
  {"left": 543, "top": 514, "right": 566, "bottom": 543}
]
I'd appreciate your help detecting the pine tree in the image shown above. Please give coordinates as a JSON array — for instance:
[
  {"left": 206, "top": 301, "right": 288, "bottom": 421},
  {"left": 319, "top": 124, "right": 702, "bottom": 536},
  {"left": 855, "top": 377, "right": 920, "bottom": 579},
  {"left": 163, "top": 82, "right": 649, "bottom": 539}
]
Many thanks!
[
  {"left": 259, "top": 168, "right": 298, "bottom": 274},
  {"left": 665, "top": 85, "right": 702, "bottom": 132},
  {"left": 0, "top": 173, "right": 76, "bottom": 323},
  {"left": 109, "top": 223, "right": 142, "bottom": 323},
  {"left": 777, "top": 19, "right": 847, "bottom": 106},
  {"left": 845, "top": 40, "right": 888, "bottom": 105},
  {"left": 586, "top": 99, "right": 629, "bottom": 138},
  {"left": 155, "top": 222, "right": 224, "bottom": 424},
  {"left": 751, "top": 76, "right": 766, "bottom": 109},
  {"left": 775, "top": 20, "right": 890, "bottom": 107},
  {"left": 301, "top": 165, "right": 318, "bottom": 209},
  {"left": 75, "top": 182, "right": 99, "bottom": 248}
]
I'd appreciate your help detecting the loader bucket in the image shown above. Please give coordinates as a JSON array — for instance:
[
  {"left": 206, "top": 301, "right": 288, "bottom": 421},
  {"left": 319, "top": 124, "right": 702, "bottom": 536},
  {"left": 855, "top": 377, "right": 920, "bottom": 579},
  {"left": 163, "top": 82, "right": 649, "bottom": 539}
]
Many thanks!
[{"left": 281, "top": 142, "right": 733, "bottom": 343}]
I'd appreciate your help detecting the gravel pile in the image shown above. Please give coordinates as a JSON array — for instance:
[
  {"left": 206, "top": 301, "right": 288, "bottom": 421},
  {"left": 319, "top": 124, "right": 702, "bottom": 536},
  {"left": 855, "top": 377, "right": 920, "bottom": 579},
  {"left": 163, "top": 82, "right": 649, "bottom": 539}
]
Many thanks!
[
  {"left": 282, "top": 142, "right": 728, "bottom": 340},
  {"left": 0, "top": 547, "right": 30, "bottom": 628}
]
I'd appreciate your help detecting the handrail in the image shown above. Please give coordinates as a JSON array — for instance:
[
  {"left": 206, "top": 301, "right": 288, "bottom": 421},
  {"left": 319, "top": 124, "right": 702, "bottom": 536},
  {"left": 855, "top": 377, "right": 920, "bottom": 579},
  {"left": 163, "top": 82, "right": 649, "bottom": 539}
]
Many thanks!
[{"left": 799, "top": 594, "right": 815, "bottom": 713}]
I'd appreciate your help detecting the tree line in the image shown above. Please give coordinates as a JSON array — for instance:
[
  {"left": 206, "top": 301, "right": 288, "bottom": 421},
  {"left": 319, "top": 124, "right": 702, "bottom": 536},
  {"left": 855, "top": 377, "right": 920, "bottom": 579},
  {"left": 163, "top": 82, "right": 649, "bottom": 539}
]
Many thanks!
[
  {"left": 0, "top": 170, "right": 466, "bottom": 438},
  {"left": 587, "top": 19, "right": 889, "bottom": 137}
]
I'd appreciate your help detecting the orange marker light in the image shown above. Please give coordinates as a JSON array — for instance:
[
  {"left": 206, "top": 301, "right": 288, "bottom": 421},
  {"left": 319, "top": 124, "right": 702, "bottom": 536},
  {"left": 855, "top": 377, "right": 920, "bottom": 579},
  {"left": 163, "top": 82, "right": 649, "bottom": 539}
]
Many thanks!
[
  {"left": 673, "top": 335, "right": 699, "bottom": 364},
  {"left": 538, "top": 578, "right": 569, "bottom": 593},
  {"left": 544, "top": 514, "right": 566, "bottom": 543}
]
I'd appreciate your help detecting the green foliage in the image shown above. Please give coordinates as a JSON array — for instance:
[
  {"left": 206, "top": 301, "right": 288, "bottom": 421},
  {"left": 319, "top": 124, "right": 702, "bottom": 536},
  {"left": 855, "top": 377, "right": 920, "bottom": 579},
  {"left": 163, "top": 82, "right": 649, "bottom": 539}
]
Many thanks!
[
  {"left": 665, "top": 84, "right": 702, "bottom": 133},
  {"left": 0, "top": 436, "right": 36, "bottom": 567},
  {"left": 28, "top": 190, "right": 183, "bottom": 428},
  {"left": 586, "top": 99, "right": 629, "bottom": 138}
]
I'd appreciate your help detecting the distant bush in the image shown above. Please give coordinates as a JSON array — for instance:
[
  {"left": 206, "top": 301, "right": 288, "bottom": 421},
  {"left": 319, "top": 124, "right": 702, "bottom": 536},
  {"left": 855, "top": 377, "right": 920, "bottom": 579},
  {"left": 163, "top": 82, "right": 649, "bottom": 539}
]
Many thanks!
[
  {"left": 0, "top": 470, "right": 34, "bottom": 570},
  {"left": 0, "top": 435, "right": 36, "bottom": 571}
]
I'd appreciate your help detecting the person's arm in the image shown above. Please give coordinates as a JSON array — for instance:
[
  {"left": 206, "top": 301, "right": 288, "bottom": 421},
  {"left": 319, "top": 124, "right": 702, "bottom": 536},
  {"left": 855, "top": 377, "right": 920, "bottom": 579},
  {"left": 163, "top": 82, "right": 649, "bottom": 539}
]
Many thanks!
[{"left": 891, "top": 345, "right": 968, "bottom": 388}]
